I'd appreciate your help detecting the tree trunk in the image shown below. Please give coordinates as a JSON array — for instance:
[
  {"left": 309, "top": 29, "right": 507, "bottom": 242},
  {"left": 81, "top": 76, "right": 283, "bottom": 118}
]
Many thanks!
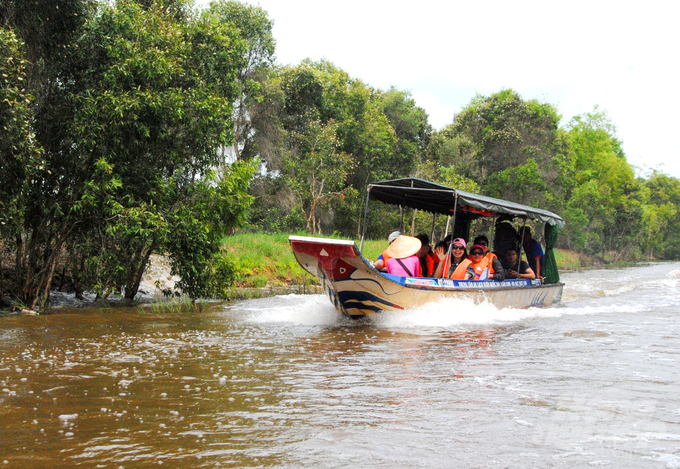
[
  {"left": 124, "top": 246, "right": 154, "bottom": 301},
  {"left": 15, "top": 232, "right": 23, "bottom": 273},
  {"left": 36, "top": 257, "right": 57, "bottom": 309}
]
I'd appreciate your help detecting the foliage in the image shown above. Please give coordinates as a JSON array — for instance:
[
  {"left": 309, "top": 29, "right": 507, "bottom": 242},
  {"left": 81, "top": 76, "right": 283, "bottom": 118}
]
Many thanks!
[
  {"left": 245, "top": 60, "right": 431, "bottom": 238},
  {"left": 0, "top": 28, "right": 40, "bottom": 242},
  {"left": 446, "top": 89, "right": 564, "bottom": 205},
  {"left": 0, "top": 0, "right": 256, "bottom": 308},
  {"left": 204, "top": 0, "right": 275, "bottom": 161},
  {"left": 283, "top": 119, "right": 354, "bottom": 233}
]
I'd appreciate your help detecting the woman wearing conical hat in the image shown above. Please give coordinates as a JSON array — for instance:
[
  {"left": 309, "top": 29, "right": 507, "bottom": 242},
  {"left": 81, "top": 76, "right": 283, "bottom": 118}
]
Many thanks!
[{"left": 384, "top": 235, "right": 422, "bottom": 277}]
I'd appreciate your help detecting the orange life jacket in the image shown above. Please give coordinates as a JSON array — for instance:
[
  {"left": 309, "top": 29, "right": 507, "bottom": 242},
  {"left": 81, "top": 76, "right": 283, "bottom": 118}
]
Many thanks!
[
  {"left": 472, "top": 253, "right": 496, "bottom": 280},
  {"left": 450, "top": 258, "right": 472, "bottom": 279},
  {"left": 441, "top": 256, "right": 472, "bottom": 279}
]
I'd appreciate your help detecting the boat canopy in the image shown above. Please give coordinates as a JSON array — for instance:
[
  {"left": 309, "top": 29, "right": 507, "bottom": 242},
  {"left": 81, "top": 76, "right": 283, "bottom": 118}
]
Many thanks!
[{"left": 368, "top": 177, "right": 565, "bottom": 228}]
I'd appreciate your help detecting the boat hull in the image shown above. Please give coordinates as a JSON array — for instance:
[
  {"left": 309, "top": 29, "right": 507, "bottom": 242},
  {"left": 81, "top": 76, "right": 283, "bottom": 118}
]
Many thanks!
[{"left": 290, "top": 236, "right": 563, "bottom": 319}]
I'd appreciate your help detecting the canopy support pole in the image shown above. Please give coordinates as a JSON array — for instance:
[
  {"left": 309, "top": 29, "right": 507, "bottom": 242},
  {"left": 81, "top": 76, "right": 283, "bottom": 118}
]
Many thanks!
[
  {"left": 359, "top": 186, "right": 371, "bottom": 253},
  {"left": 443, "top": 193, "right": 459, "bottom": 276},
  {"left": 517, "top": 218, "right": 527, "bottom": 272},
  {"left": 430, "top": 213, "right": 436, "bottom": 245},
  {"left": 399, "top": 205, "right": 404, "bottom": 233}
]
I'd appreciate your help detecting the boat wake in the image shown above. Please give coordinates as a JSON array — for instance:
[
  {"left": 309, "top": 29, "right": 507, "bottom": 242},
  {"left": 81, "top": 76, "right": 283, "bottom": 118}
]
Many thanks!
[
  {"left": 229, "top": 294, "right": 564, "bottom": 328},
  {"left": 369, "top": 296, "right": 560, "bottom": 328},
  {"left": 228, "top": 294, "right": 348, "bottom": 326},
  {"left": 228, "top": 263, "right": 680, "bottom": 329},
  {"left": 560, "top": 264, "right": 680, "bottom": 304}
]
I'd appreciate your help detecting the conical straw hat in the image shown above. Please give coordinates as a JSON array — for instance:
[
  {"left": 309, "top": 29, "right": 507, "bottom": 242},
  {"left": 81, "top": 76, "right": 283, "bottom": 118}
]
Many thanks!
[{"left": 385, "top": 235, "right": 422, "bottom": 259}]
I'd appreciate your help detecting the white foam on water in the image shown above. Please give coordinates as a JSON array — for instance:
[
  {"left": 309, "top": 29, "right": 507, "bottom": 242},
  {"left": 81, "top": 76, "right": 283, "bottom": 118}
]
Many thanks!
[
  {"left": 230, "top": 289, "right": 652, "bottom": 329},
  {"left": 232, "top": 294, "right": 345, "bottom": 326},
  {"left": 369, "top": 295, "right": 572, "bottom": 329},
  {"left": 372, "top": 297, "right": 505, "bottom": 328},
  {"left": 228, "top": 262, "right": 680, "bottom": 328}
]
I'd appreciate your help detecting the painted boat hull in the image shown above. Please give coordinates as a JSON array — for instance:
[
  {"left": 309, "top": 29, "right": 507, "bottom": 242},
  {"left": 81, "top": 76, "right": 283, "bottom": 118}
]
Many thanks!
[{"left": 290, "top": 235, "right": 563, "bottom": 319}]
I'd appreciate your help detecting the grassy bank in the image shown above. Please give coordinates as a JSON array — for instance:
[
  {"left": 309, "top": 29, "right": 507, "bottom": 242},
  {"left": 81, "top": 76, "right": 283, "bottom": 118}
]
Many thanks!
[
  {"left": 224, "top": 232, "right": 386, "bottom": 288},
  {"left": 224, "top": 232, "right": 594, "bottom": 290}
]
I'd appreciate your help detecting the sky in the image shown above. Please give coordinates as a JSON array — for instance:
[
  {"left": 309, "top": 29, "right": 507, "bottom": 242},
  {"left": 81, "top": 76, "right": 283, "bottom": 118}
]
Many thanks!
[{"left": 200, "top": 0, "right": 680, "bottom": 178}]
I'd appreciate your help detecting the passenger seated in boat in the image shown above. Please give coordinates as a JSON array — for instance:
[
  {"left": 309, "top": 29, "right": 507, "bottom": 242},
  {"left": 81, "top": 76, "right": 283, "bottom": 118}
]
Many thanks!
[
  {"left": 415, "top": 233, "right": 436, "bottom": 277},
  {"left": 469, "top": 245, "right": 505, "bottom": 281},
  {"left": 501, "top": 248, "right": 536, "bottom": 279},
  {"left": 473, "top": 235, "right": 492, "bottom": 256},
  {"left": 433, "top": 238, "right": 473, "bottom": 280},
  {"left": 432, "top": 240, "right": 447, "bottom": 274},
  {"left": 384, "top": 235, "right": 422, "bottom": 277},
  {"left": 493, "top": 220, "right": 520, "bottom": 257},
  {"left": 474, "top": 234, "right": 502, "bottom": 267},
  {"left": 373, "top": 230, "right": 401, "bottom": 272}
]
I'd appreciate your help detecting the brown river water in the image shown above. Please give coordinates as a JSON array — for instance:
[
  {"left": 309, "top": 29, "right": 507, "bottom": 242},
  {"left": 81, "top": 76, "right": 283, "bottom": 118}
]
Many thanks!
[{"left": 2, "top": 263, "right": 680, "bottom": 468}]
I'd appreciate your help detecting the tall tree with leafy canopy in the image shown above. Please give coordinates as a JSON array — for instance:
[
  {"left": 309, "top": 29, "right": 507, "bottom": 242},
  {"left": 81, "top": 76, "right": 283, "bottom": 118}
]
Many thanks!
[
  {"left": 1, "top": 0, "right": 255, "bottom": 307},
  {"left": 283, "top": 119, "right": 354, "bottom": 233},
  {"left": 204, "top": 0, "right": 275, "bottom": 161},
  {"left": 244, "top": 60, "right": 431, "bottom": 236},
  {"left": 445, "top": 89, "right": 566, "bottom": 207},
  {"left": 640, "top": 172, "right": 680, "bottom": 259},
  {"left": 66, "top": 0, "right": 254, "bottom": 300},
  {"left": 0, "top": 29, "right": 36, "bottom": 236},
  {"left": 0, "top": 28, "right": 42, "bottom": 298},
  {"left": 561, "top": 108, "right": 638, "bottom": 256}
]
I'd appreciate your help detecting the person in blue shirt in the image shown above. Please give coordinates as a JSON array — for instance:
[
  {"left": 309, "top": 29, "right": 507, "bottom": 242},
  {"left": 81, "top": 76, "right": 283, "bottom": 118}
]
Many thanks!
[{"left": 522, "top": 227, "right": 544, "bottom": 279}]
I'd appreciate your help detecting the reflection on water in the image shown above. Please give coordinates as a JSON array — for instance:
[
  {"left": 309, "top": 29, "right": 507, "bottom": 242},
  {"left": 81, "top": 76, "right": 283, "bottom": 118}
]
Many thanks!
[{"left": 1, "top": 262, "right": 680, "bottom": 468}]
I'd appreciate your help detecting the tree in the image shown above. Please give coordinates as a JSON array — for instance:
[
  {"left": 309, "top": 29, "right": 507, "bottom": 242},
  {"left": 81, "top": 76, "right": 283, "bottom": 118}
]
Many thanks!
[
  {"left": 445, "top": 89, "right": 565, "bottom": 206},
  {"left": 563, "top": 108, "right": 638, "bottom": 256},
  {"left": 0, "top": 29, "right": 39, "bottom": 241},
  {"left": 1, "top": 0, "right": 255, "bottom": 307},
  {"left": 379, "top": 87, "right": 431, "bottom": 175},
  {"left": 204, "top": 0, "right": 275, "bottom": 161},
  {"left": 642, "top": 172, "right": 680, "bottom": 259},
  {"left": 284, "top": 120, "right": 354, "bottom": 233},
  {"left": 566, "top": 107, "right": 633, "bottom": 197},
  {"left": 66, "top": 0, "right": 251, "bottom": 300}
]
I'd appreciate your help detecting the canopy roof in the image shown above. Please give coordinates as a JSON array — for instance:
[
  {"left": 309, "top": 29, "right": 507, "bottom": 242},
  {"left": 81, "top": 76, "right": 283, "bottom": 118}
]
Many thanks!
[{"left": 368, "top": 178, "right": 564, "bottom": 228}]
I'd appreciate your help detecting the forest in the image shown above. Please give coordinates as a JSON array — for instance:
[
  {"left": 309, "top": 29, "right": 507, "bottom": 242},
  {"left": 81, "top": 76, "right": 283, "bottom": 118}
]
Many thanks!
[{"left": 2, "top": 0, "right": 680, "bottom": 309}]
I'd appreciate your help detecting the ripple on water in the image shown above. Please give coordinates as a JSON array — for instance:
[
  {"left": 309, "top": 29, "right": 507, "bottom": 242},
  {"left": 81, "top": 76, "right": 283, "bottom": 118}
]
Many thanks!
[{"left": 1, "top": 263, "right": 680, "bottom": 468}]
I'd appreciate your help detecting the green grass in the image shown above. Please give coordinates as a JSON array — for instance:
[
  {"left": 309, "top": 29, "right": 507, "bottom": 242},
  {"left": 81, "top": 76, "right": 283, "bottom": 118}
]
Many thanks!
[
  {"left": 222, "top": 232, "right": 390, "bottom": 289},
  {"left": 223, "top": 232, "right": 318, "bottom": 288},
  {"left": 554, "top": 249, "right": 586, "bottom": 270},
  {"left": 138, "top": 297, "right": 199, "bottom": 314}
]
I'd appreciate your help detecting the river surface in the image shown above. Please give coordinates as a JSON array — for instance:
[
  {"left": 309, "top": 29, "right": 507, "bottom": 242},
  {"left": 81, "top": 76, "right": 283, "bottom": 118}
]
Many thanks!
[{"left": 2, "top": 263, "right": 680, "bottom": 468}]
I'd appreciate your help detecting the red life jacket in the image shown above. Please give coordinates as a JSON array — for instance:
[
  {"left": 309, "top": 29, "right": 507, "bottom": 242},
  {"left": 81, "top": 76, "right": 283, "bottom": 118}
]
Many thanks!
[{"left": 420, "top": 252, "right": 435, "bottom": 277}]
